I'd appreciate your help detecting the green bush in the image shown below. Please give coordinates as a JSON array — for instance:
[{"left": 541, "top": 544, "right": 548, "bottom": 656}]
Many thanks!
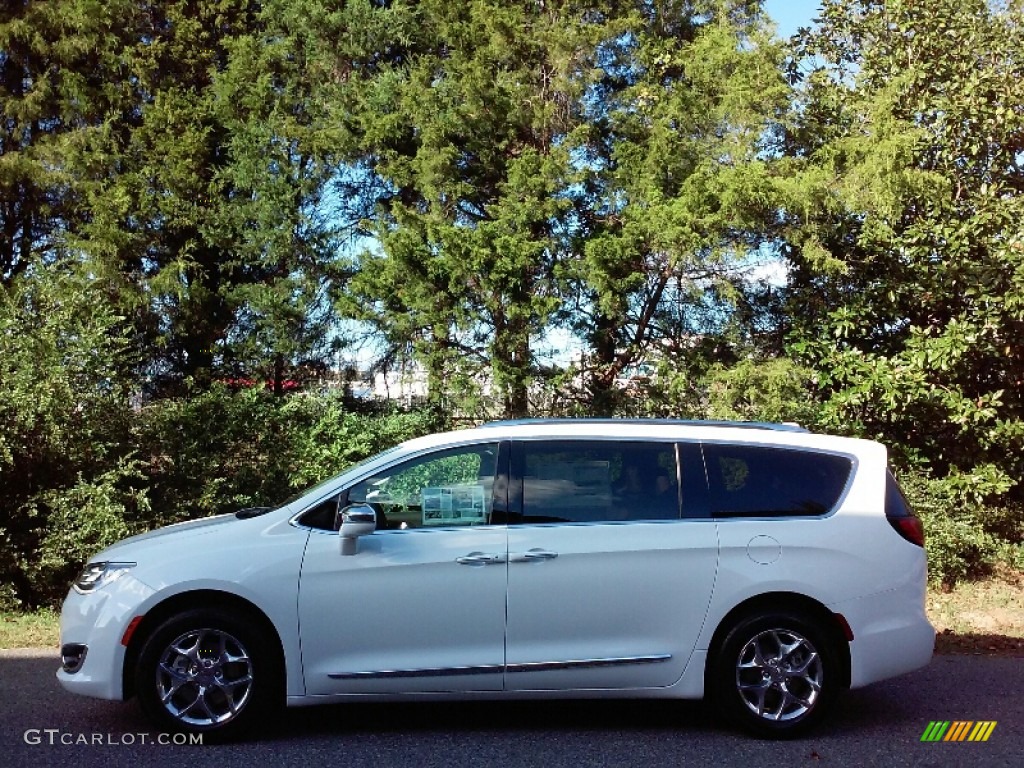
[
  {"left": 26, "top": 461, "right": 149, "bottom": 605},
  {"left": 277, "top": 394, "right": 444, "bottom": 491},
  {"left": 135, "top": 388, "right": 444, "bottom": 528},
  {"left": 0, "top": 303, "right": 445, "bottom": 608},
  {"left": 896, "top": 468, "right": 1004, "bottom": 588},
  {"left": 637, "top": 357, "right": 826, "bottom": 427},
  {"left": 0, "top": 263, "right": 136, "bottom": 609}
]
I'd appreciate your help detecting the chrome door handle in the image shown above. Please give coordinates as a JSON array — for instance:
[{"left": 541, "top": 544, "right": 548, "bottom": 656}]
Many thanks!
[
  {"left": 510, "top": 548, "right": 559, "bottom": 563},
  {"left": 456, "top": 552, "right": 506, "bottom": 566}
]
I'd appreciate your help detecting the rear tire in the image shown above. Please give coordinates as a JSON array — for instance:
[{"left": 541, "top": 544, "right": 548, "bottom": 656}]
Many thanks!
[
  {"left": 135, "top": 608, "right": 281, "bottom": 741},
  {"left": 711, "top": 610, "right": 839, "bottom": 738}
]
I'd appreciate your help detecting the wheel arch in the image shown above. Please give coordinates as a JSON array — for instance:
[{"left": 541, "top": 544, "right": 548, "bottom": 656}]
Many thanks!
[
  {"left": 705, "top": 591, "right": 852, "bottom": 691},
  {"left": 122, "top": 589, "right": 286, "bottom": 700}
]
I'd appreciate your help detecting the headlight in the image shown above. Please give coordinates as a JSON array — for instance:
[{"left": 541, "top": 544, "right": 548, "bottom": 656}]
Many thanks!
[{"left": 73, "top": 562, "right": 136, "bottom": 594}]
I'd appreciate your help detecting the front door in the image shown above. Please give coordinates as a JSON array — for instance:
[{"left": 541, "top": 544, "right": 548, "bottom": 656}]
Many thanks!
[{"left": 299, "top": 441, "right": 509, "bottom": 695}]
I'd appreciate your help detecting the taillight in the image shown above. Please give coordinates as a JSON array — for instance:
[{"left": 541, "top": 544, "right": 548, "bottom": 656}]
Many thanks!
[
  {"left": 885, "top": 470, "right": 925, "bottom": 547},
  {"left": 887, "top": 514, "right": 925, "bottom": 547}
]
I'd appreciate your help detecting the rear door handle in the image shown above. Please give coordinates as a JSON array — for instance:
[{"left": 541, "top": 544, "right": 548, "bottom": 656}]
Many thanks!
[
  {"left": 510, "top": 548, "right": 559, "bottom": 563},
  {"left": 456, "top": 552, "right": 506, "bottom": 566}
]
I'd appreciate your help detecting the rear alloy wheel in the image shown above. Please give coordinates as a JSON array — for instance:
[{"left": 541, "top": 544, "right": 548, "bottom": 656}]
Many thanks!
[
  {"left": 136, "top": 609, "right": 280, "bottom": 739},
  {"left": 713, "top": 611, "right": 840, "bottom": 738}
]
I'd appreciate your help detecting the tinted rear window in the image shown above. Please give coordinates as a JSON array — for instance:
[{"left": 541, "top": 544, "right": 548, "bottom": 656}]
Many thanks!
[
  {"left": 519, "top": 441, "right": 679, "bottom": 523},
  {"left": 703, "top": 444, "right": 852, "bottom": 518}
]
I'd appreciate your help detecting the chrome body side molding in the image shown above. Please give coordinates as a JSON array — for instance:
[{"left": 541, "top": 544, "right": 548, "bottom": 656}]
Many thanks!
[{"left": 328, "top": 654, "right": 672, "bottom": 680}]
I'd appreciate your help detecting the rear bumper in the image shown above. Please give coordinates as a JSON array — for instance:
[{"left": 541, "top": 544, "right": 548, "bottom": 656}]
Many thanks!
[{"left": 832, "top": 583, "right": 934, "bottom": 689}]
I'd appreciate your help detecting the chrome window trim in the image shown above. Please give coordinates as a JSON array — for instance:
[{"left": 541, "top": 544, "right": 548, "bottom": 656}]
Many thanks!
[
  {"left": 290, "top": 436, "right": 860, "bottom": 530},
  {"left": 505, "top": 519, "right": 693, "bottom": 530}
]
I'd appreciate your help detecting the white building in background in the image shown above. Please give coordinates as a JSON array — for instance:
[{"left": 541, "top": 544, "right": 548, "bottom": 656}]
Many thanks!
[{"left": 372, "top": 364, "right": 429, "bottom": 404}]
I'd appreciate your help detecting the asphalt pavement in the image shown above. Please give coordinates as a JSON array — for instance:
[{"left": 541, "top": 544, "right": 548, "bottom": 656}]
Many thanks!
[{"left": 1, "top": 649, "right": 1020, "bottom": 767}]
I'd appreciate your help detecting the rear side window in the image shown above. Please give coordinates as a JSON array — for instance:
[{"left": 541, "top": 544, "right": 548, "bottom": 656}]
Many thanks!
[
  {"left": 518, "top": 441, "right": 679, "bottom": 523},
  {"left": 703, "top": 444, "right": 852, "bottom": 518}
]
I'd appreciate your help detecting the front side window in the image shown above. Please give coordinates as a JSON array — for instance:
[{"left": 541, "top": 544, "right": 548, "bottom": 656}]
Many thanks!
[
  {"left": 518, "top": 441, "right": 679, "bottom": 523},
  {"left": 703, "top": 444, "right": 852, "bottom": 518},
  {"left": 347, "top": 443, "right": 501, "bottom": 530}
]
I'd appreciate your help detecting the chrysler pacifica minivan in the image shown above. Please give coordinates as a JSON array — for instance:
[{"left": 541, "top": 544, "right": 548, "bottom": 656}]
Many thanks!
[{"left": 58, "top": 419, "right": 934, "bottom": 738}]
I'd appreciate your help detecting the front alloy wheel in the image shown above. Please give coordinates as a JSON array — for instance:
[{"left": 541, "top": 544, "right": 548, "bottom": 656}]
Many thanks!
[
  {"left": 137, "top": 609, "right": 280, "bottom": 739},
  {"left": 713, "top": 611, "right": 840, "bottom": 738},
  {"left": 155, "top": 628, "right": 254, "bottom": 727}
]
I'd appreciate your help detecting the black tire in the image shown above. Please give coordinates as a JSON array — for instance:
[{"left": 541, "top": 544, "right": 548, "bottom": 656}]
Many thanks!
[
  {"left": 711, "top": 610, "right": 840, "bottom": 739},
  {"left": 135, "top": 608, "right": 282, "bottom": 741}
]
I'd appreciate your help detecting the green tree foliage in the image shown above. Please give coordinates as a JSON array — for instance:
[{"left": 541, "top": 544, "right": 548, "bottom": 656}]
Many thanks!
[
  {"left": 0, "top": 262, "right": 141, "bottom": 608},
  {"left": 618, "top": 355, "right": 821, "bottom": 425},
  {"left": 135, "top": 386, "right": 442, "bottom": 524},
  {"left": 783, "top": 0, "right": 1024, "bottom": 496},
  {"left": 328, "top": 1, "right": 791, "bottom": 417},
  {"left": 0, "top": 0, "right": 139, "bottom": 282},
  {"left": 39, "top": 0, "right": 345, "bottom": 392},
  {"left": 2, "top": 0, "right": 1022, "bottom": 601},
  {"left": 1, "top": 333, "right": 441, "bottom": 607},
  {"left": 331, "top": 0, "right": 593, "bottom": 417},
  {"left": 195, "top": 1, "right": 346, "bottom": 392},
  {"left": 566, "top": 1, "right": 791, "bottom": 413}
]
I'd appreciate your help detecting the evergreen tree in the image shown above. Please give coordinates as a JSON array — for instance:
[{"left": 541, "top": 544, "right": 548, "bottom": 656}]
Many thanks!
[
  {"left": 62, "top": 0, "right": 342, "bottom": 392},
  {"left": 0, "top": 0, "right": 138, "bottom": 281},
  {"left": 332, "top": 0, "right": 592, "bottom": 417},
  {"left": 783, "top": 0, "right": 1024, "bottom": 490},
  {"left": 565, "top": 0, "right": 789, "bottom": 412},
  {"left": 329, "top": 0, "right": 789, "bottom": 417}
]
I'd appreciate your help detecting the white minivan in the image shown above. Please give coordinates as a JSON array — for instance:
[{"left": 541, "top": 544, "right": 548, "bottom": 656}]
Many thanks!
[{"left": 57, "top": 419, "right": 934, "bottom": 738}]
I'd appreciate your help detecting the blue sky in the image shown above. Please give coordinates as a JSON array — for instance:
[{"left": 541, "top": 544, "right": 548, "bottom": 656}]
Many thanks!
[{"left": 763, "top": 0, "right": 823, "bottom": 37}]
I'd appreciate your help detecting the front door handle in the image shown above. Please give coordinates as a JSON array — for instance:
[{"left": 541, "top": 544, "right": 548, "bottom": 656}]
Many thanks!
[
  {"left": 510, "top": 548, "right": 559, "bottom": 563},
  {"left": 456, "top": 552, "right": 506, "bottom": 566}
]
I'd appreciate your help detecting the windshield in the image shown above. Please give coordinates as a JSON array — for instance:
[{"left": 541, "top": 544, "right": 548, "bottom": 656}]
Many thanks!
[{"left": 273, "top": 445, "right": 405, "bottom": 509}]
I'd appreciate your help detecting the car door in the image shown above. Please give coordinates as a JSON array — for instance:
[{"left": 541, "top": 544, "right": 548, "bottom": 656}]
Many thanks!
[
  {"left": 298, "top": 441, "right": 510, "bottom": 695},
  {"left": 504, "top": 440, "right": 719, "bottom": 691}
]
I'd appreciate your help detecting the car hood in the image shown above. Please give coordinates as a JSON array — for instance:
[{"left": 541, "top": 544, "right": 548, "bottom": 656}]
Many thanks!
[{"left": 96, "top": 513, "right": 239, "bottom": 558}]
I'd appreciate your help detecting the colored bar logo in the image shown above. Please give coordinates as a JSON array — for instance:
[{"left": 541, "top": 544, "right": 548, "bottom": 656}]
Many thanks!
[{"left": 921, "top": 721, "right": 997, "bottom": 742}]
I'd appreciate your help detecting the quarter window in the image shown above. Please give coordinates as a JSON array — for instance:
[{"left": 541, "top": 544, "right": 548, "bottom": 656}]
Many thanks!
[
  {"left": 518, "top": 441, "right": 679, "bottom": 523},
  {"left": 703, "top": 444, "right": 852, "bottom": 518}
]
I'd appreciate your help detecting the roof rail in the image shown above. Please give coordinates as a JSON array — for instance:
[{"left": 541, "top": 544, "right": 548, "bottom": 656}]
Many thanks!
[{"left": 479, "top": 418, "right": 808, "bottom": 433}]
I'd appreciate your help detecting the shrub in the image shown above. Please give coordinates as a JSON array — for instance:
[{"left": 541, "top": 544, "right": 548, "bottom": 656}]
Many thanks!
[
  {"left": 896, "top": 468, "right": 1004, "bottom": 588},
  {"left": 26, "top": 461, "right": 149, "bottom": 606},
  {"left": 0, "top": 263, "right": 135, "bottom": 608},
  {"left": 637, "top": 357, "right": 826, "bottom": 427},
  {"left": 135, "top": 388, "right": 444, "bottom": 527}
]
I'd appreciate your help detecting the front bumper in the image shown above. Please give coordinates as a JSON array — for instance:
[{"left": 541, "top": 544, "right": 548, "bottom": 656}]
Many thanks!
[{"left": 56, "top": 574, "right": 155, "bottom": 701}]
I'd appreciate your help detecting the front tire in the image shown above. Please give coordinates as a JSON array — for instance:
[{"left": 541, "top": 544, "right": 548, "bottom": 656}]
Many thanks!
[
  {"left": 136, "top": 609, "right": 280, "bottom": 740},
  {"left": 711, "top": 611, "right": 839, "bottom": 738}
]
